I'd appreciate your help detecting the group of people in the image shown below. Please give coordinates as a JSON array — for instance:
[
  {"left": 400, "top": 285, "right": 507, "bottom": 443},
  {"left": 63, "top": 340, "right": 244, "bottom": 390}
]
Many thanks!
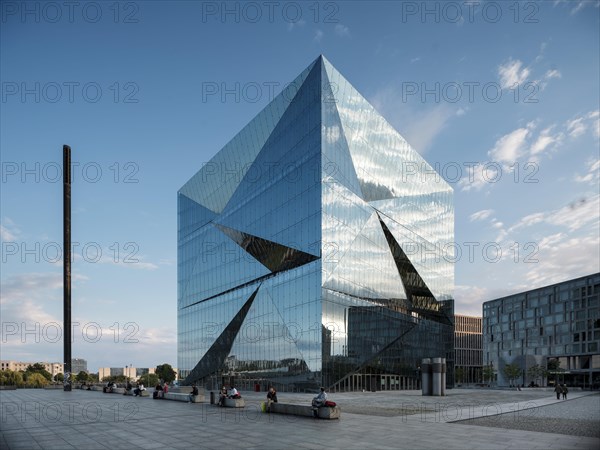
[
  {"left": 153, "top": 381, "right": 170, "bottom": 399},
  {"left": 102, "top": 381, "right": 118, "bottom": 393},
  {"left": 264, "top": 385, "right": 330, "bottom": 417},
  {"left": 217, "top": 385, "right": 242, "bottom": 406},
  {"left": 554, "top": 383, "right": 569, "bottom": 400}
]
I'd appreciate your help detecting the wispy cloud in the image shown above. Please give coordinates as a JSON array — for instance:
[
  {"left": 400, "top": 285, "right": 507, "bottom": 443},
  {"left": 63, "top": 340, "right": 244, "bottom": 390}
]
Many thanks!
[
  {"left": 574, "top": 158, "right": 600, "bottom": 185},
  {"left": 498, "top": 59, "right": 531, "bottom": 89},
  {"left": 470, "top": 209, "right": 494, "bottom": 222},
  {"left": 313, "top": 30, "right": 324, "bottom": 42},
  {"left": 334, "top": 24, "right": 350, "bottom": 37}
]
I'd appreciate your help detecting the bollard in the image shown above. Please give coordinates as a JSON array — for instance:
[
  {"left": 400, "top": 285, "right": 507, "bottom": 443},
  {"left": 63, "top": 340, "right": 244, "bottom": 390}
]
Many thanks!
[
  {"left": 441, "top": 358, "right": 446, "bottom": 396},
  {"left": 421, "top": 358, "right": 431, "bottom": 396},
  {"left": 210, "top": 391, "right": 215, "bottom": 405},
  {"left": 432, "top": 358, "right": 442, "bottom": 396}
]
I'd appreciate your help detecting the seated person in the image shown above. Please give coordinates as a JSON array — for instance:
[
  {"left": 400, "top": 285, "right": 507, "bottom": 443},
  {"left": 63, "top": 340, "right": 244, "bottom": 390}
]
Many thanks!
[
  {"left": 311, "top": 387, "right": 327, "bottom": 416},
  {"left": 266, "top": 387, "right": 277, "bottom": 412},
  {"left": 228, "top": 386, "right": 241, "bottom": 399},
  {"left": 125, "top": 381, "right": 133, "bottom": 394},
  {"left": 218, "top": 386, "right": 227, "bottom": 406},
  {"left": 153, "top": 383, "right": 163, "bottom": 399},
  {"left": 133, "top": 383, "right": 145, "bottom": 397},
  {"left": 188, "top": 384, "right": 199, "bottom": 403}
]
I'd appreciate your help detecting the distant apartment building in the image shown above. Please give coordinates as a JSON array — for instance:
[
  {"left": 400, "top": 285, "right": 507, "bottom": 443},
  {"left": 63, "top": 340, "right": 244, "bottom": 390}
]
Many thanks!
[
  {"left": 454, "top": 314, "right": 482, "bottom": 384},
  {"left": 0, "top": 360, "right": 63, "bottom": 377},
  {"left": 483, "top": 273, "right": 600, "bottom": 387},
  {"left": 97, "top": 367, "right": 178, "bottom": 381}
]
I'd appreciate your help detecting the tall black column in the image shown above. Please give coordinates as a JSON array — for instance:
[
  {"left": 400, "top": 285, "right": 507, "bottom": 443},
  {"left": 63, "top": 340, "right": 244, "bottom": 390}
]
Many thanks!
[{"left": 63, "top": 145, "right": 72, "bottom": 391}]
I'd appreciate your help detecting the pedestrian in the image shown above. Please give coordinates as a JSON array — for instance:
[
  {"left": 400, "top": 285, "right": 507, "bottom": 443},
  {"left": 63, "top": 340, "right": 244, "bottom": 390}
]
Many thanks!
[
  {"left": 554, "top": 383, "right": 562, "bottom": 400},
  {"left": 561, "top": 384, "right": 568, "bottom": 400}
]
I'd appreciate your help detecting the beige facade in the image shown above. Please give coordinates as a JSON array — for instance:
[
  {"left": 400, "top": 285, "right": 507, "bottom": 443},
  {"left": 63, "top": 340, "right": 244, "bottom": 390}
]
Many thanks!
[
  {"left": 0, "top": 360, "right": 64, "bottom": 377},
  {"left": 454, "top": 314, "right": 483, "bottom": 384}
]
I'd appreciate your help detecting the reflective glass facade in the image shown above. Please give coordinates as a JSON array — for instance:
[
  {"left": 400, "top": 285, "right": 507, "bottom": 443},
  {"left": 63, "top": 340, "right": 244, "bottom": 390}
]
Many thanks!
[{"left": 178, "top": 56, "right": 454, "bottom": 391}]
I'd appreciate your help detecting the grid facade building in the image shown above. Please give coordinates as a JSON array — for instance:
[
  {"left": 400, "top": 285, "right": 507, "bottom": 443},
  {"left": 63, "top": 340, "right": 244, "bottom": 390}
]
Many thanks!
[
  {"left": 454, "top": 315, "right": 482, "bottom": 384},
  {"left": 178, "top": 56, "right": 454, "bottom": 392},
  {"left": 483, "top": 273, "right": 600, "bottom": 387}
]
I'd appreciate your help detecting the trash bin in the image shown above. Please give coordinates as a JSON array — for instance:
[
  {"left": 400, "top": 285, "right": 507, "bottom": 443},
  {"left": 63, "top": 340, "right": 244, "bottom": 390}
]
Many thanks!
[
  {"left": 254, "top": 383, "right": 260, "bottom": 392},
  {"left": 210, "top": 391, "right": 215, "bottom": 404}
]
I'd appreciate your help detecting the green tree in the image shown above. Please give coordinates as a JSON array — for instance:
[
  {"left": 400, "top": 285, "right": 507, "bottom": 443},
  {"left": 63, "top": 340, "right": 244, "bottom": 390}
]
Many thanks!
[
  {"left": 155, "top": 364, "right": 176, "bottom": 383},
  {"left": 75, "top": 371, "right": 90, "bottom": 382},
  {"left": 526, "top": 364, "right": 547, "bottom": 385},
  {"left": 26, "top": 373, "right": 49, "bottom": 388},
  {"left": 503, "top": 363, "right": 522, "bottom": 386},
  {"left": 54, "top": 373, "right": 64, "bottom": 383},
  {"left": 0, "top": 370, "right": 25, "bottom": 387},
  {"left": 25, "top": 363, "right": 52, "bottom": 381},
  {"left": 137, "top": 373, "right": 159, "bottom": 387},
  {"left": 547, "top": 358, "right": 563, "bottom": 385},
  {"left": 482, "top": 364, "right": 495, "bottom": 384}
]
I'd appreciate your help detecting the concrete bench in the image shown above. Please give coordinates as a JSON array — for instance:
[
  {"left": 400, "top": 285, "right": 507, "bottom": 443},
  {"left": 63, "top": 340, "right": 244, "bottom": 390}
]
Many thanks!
[
  {"left": 268, "top": 403, "right": 340, "bottom": 419},
  {"left": 219, "top": 398, "right": 245, "bottom": 408},
  {"left": 128, "top": 390, "right": 149, "bottom": 397},
  {"left": 162, "top": 392, "right": 204, "bottom": 403},
  {"left": 107, "top": 387, "right": 126, "bottom": 394},
  {"left": 91, "top": 386, "right": 104, "bottom": 392}
]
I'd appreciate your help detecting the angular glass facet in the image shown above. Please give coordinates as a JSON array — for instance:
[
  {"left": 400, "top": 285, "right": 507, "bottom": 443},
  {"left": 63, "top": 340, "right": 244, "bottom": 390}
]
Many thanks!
[{"left": 178, "top": 55, "right": 454, "bottom": 390}]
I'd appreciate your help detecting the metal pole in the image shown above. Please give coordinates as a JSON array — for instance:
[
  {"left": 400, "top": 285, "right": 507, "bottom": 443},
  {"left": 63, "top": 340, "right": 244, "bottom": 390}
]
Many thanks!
[{"left": 63, "top": 145, "right": 72, "bottom": 391}]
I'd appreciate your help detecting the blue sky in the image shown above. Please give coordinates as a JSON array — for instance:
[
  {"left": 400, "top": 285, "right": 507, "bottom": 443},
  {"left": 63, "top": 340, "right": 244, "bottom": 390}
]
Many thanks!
[{"left": 1, "top": 1, "right": 599, "bottom": 371}]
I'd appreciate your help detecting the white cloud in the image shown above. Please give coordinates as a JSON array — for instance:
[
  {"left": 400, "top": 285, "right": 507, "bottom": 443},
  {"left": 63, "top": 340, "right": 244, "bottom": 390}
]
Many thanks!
[
  {"left": 566, "top": 116, "right": 587, "bottom": 138},
  {"left": 544, "top": 69, "right": 562, "bottom": 80},
  {"left": 574, "top": 158, "right": 600, "bottom": 185},
  {"left": 458, "top": 162, "right": 497, "bottom": 192},
  {"left": 530, "top": 126, "right": 564, "bottom": 157},
  {"left": 488, "top": 124, "right": 533, "bottom": 164},
  {"left": 523, "top": 232, "right": 600, "bottom": 288},
  {"left": 470, "top": 209, "right": 494, "bottom": 222},
  {"left": 313, "top": 30, "right": 324, "bottom": 42},
  {"left": 510, "top": 194, "right": 599, "bottom": 233},
  {"left": 498, "top": 59, "right": 531, "bottom": 89},
  {"left": 1, "top": 218, "right": 20, "bottom": 241},
  {"left": 334, "top": 24, "right": 350, "bottom": 37}
]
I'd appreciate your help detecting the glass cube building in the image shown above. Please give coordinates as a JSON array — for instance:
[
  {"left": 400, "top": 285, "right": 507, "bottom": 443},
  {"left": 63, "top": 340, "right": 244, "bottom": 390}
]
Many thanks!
[{"left": 178, "top": 56, "right": 454, "bottom": 391}]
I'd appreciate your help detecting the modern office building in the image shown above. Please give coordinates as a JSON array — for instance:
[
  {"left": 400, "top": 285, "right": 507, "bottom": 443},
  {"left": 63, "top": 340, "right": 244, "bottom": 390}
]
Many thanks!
[
  {"left": 454, "top": 315, "right": 482, "bottom": 384},
  {"left": 483, "top": 273, "right": 600, "bottom": 387},
  {"left": 178, "top": 55, "right": 454, "bottom": 392},
  {"left": 71, "top": 358, "right": 88, "bottom": 374}
]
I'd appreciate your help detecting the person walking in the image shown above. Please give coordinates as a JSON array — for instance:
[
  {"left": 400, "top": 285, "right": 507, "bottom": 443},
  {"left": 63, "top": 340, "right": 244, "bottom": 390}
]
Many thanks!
[
  {"left": 561, "top": 384, "right": 568, "bottom": 400},
  {"left": 554, "top": 383, "right": 562, "bottom": 400}
]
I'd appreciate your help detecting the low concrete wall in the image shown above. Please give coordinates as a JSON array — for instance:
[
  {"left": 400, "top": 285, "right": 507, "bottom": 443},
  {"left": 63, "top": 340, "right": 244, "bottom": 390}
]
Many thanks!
[
  {"left": 222, "top": 398, "right": 245, "bottom": 408},
  {"left": 269, "top": 403, "right": 340, "bottom": 419},
  {"left": 163, "top": 392, "right": 204, "bottom": 403}
]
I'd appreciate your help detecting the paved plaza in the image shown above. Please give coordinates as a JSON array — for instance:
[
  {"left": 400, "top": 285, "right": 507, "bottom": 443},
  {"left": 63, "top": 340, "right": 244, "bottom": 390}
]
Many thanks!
[{"left": 1, "top": 388, "right": 599, "bottom": 449}]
